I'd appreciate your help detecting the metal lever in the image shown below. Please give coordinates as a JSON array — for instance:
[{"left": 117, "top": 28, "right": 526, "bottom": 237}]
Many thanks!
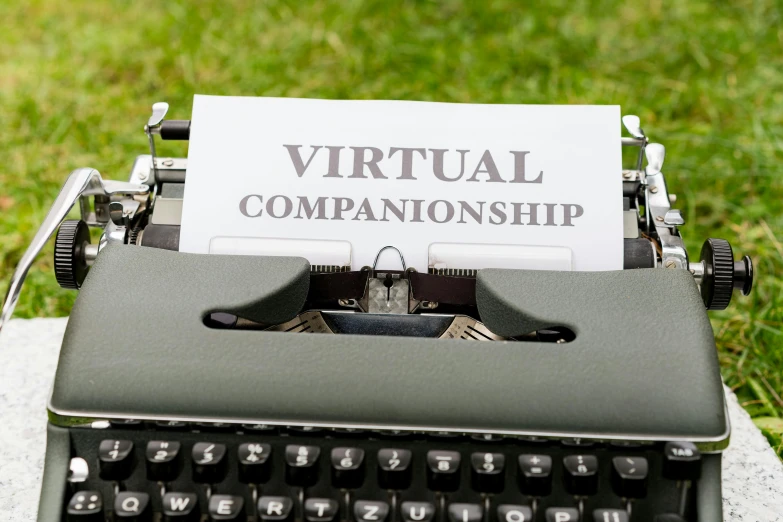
[
  {"left": 144, "top": 102, "right": 169, "bottom": 183},
  {"left": 622, "top": 115, "right": 648, "bottom": 171},
  {"left": 644, "top": 143, "right": 665, "bottom": 235},
  {"left": 645, "top": 143, "right": 665, "bottom": 175},
  {"left": 643, "top": 144, "right": 689, "bottom": 270},
  {"left": 0, "top": 168, "right": 148, "bottom": 333}
]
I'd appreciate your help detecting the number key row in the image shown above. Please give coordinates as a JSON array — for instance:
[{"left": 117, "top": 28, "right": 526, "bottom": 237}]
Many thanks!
[{"left": 98, "top": 439, "right": 698, "bottom": 499}]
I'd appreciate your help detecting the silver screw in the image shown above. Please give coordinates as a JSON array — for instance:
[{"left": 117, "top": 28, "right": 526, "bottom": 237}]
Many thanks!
[
  {"left": 656, "top": 216, "right": 664, "bottom": 222},
  {"left": 665, "top": 260, "right": 677, "bottom": 269},
  {"left": 138, "top": 171, "right": 148, "bottom": 181},
  {"left": 162, "top": 158, "right": 174, "bottom": 167},
  {"left": 622, "top": 171, "right": 632, "bottom": 179},
  {"left": 650, "top": 186, "right": 659, "bottom": 193}
]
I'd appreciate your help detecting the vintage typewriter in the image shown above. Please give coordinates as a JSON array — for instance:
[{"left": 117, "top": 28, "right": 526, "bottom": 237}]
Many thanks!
[{"left": 0, "top": 104, "right": 754, "bottom": 522}]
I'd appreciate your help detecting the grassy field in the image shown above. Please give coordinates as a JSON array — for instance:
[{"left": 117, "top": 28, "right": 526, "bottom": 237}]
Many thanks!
[{"left": 1, "top": 0, "right": 781, "bottom": 453}]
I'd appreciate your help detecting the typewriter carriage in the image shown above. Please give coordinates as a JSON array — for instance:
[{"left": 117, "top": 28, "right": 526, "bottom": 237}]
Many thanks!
[{"left": 0, "top": 103, "right": 754, "bottom": 336}]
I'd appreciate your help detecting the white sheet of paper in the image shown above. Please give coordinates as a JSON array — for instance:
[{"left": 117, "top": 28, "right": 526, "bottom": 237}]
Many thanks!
[{"left": 180, "top": 95, "right": 623, "bottom": 271}]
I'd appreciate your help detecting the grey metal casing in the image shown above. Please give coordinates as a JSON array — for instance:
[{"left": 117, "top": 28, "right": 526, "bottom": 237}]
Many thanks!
[
  {"left": 49, "top": 245, "right": 726, "bottom": 442},
  {"left": 39, "top": 245, "right": 727, "bottom": 521}
]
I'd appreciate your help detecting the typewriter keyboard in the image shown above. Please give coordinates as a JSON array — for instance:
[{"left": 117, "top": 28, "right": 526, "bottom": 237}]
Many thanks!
[{"left": 62, "top": 425, "right": 703, "bottom": 522}]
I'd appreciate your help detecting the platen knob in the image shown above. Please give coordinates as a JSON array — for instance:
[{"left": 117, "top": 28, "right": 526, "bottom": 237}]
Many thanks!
[
  {"left": 699, "top": 238, "right": 753, "bottom": 310},
  {"left": 54, "top": 220, "right": 91, "bottom": 289}
]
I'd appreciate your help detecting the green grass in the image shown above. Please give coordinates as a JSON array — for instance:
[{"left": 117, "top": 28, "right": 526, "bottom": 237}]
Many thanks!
[{"left": 1, "top": 0, "right": 781, "bottom": 454}]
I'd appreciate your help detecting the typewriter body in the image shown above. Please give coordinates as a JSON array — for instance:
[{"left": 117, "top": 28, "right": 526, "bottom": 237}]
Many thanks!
[{"left": 0, "top": 104, "right": 754, "bottom": 522}]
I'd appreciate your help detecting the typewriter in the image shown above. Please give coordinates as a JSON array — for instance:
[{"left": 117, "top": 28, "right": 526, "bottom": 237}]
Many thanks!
[{"left": 0, "top": 104, "right": 754, "bottom": 522}]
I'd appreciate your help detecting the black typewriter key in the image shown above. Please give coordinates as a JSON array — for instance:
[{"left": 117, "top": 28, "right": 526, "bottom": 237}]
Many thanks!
[
  {"left": 429, "top": 431, "right": 461, "bottom": 440},
  {"left": 471, "top": 433, "right": 505, "bottom": 443},
  {"left": 162, "top": 492, "right": 199, "bottom": 521},
  {"left": 98, "top": 439, "right": 134, "bottom": 480},
  {"left": 563, "top": 455, "right": 599, "bottom": 495},
  {"left": 155, "top": 420, "right": 187, "bottom": 429},
  {"left": 305, "top": 498, "right": 340, "bottom": 522},
  {"left": 354, "top": 500, "right": 391, "bottom": 522},
  {"left": 238, "top": 442, "right": 272, "bottom": 483},
  {"left": 285, "top": 444, "right": 321, "bottom": 486},
  {"left": 426, "top": 450, "right": 461, "bottom": 491},
  {"left": 593, "top": 509, "right": 629, "bottom": 522},
  {"left": 561, "top": 438, "right": 595, "bottom": 447},
  {"left": 375, "top": 429, "right": 414, "bottom": 439},
  {"left": 545, "top": 508, "right": 579, "bottom": 522},
  {"left": 470, "top": 452, "right": 505, "bottom": 493},
  {"left": 609, "top": 441, "right": 642, "bottom": 449},
  {"left": 331, "top": 447, "right": 366, "bottom": 488},
  {"left": 401, "top": 502, "right": 435, "bottom": 522},
  {"left": 447, "top": 503, "right": 482, "bottom": 522},
  {"left": 377, "top": 448, "right": 413, "bottom": 490},
  {"left": 198, "top": 422, "right": 233, "bottom": 430},
  {"left": 146, "top": 440, "right": 182, "bottom": 482},
  {"left": 289, "top": 426, "right": 324, "bottom": 435},
  {"left": 662, "top": 441, "right": 701, "bottom": 481},
  {"left": 66, "top": 491, "right": 102, "bottom": 521},
  {"left": 242, "top": 423, "right": 277, "bottom": 432},
  {"left": 611, "top": 456, "right": 649, "bottom": 498},
  {"left": 497, "top": 505, "right": 533, "bottom": 522},
  {"left": 258, "top": 496, "right": 294, "bottom": 521},
  {"left": 517, "top": 454, "right": 552, "bottom": 496},
  {"left": 192, "top": 442, "right": 228, "bottom": 483},
  {"left": 333, "top": 428, "right": 367, "bottom": 437},
  {"left": 110, "top": 419, "right": 142, "bottom": 429},
  {"left": 114, "top": 491, "right": 151, "bottom": 521},
  {"left": 208, "top": 495, "right": 245, "bottom": 521}
]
